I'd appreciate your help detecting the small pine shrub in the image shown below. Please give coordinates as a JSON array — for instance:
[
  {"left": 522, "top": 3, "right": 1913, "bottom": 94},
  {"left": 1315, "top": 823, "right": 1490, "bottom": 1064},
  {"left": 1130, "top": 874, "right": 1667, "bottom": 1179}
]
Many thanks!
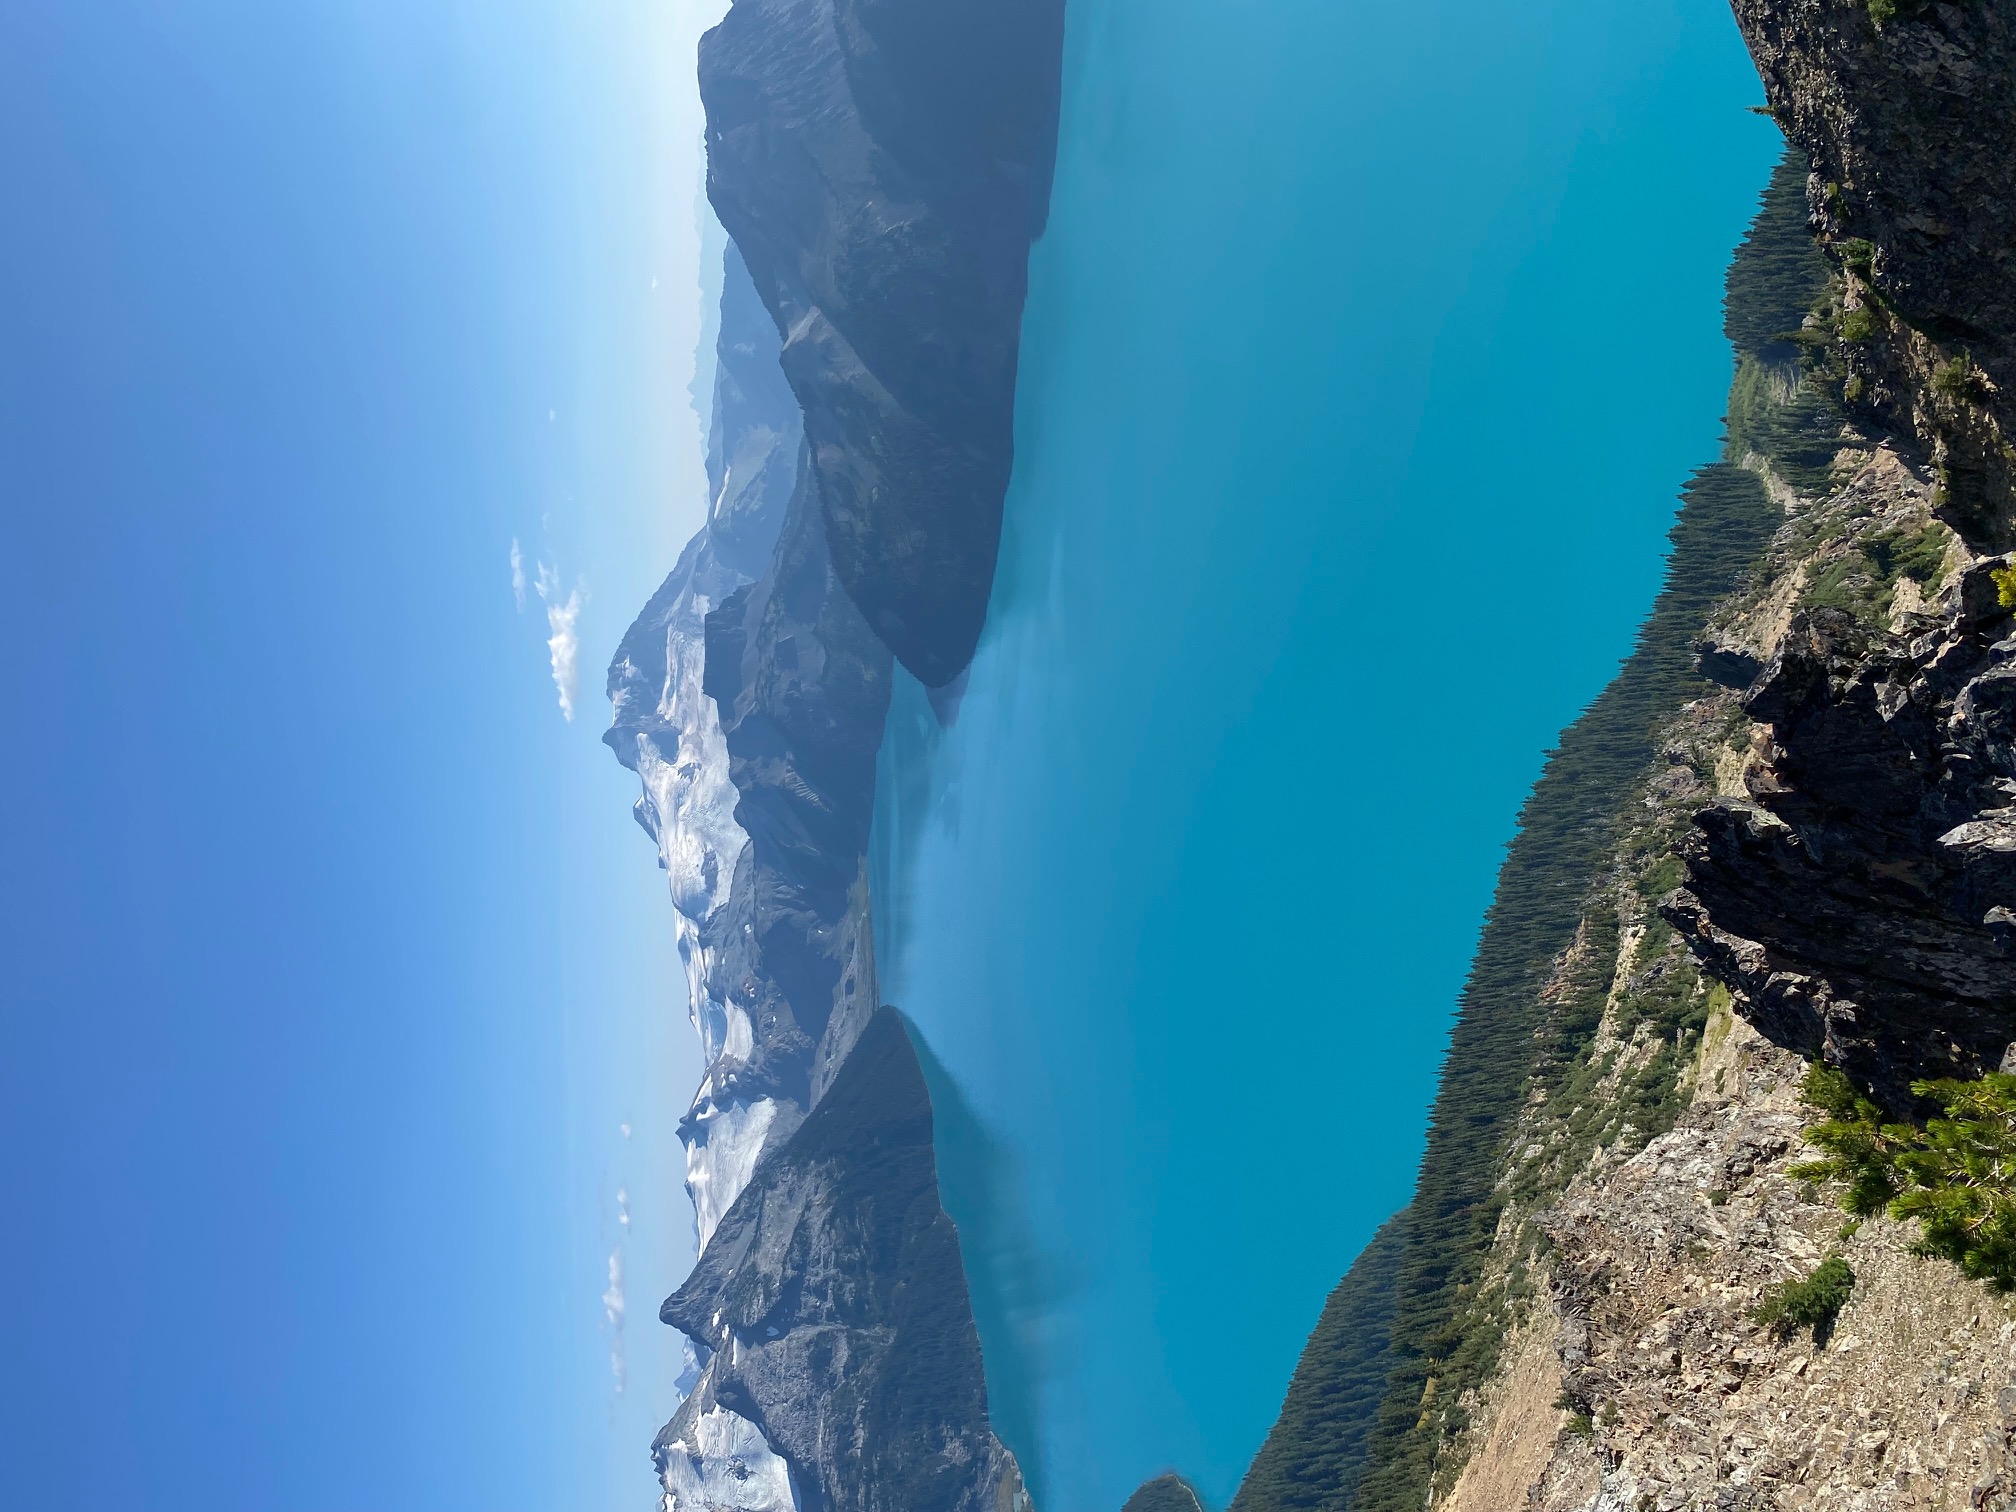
[
  {"left": 1932, "top": 355, "right": 1973, "bottom": 398},
  {"left": 1793, "top": 1066, "right": 2016, "bottom": 1292},
  {"left": 1867, "top": 0, "right": 1934, "bottom": 26},
  {"left": 1863, "top": 525, "right": 1947, "bottom": 589},
  {"left": 1892, "top": 1076, "right": 2016, "bottom": 1290},
  {"left": 1753, "top": 1256, "right": 1856, "bottom": 1340},
  {"left": 1553, "top": 1394, "right": 1594, "bottom": 1439},
  {"left": 1637, "top": 854, "right": 1685, "bottom": 900},
  {"left": 1993, "top": 563, "right": 2016, "bottom": 611},
  {"left": 1800, "top": 525, "right": 1950, "bottom": 625},
  {"left": 1840, "top": 306, "right": 1875, "bottom": 343},
  {"left": 1792, "top": 1066, "right": 1912, "bottom": 1213}
]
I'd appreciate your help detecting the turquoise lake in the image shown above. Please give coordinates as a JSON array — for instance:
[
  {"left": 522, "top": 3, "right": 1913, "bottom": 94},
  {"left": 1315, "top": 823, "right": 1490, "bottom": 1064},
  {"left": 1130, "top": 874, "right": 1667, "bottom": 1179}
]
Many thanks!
[{"left": 871, "top": 2, "right": 1785, "bottom": 1508}]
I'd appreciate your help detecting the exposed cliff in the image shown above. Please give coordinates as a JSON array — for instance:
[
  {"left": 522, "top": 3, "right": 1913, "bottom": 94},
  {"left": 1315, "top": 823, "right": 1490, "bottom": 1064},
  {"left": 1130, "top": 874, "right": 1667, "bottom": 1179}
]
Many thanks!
[
  {"left": 1671, "top": 550, "right": 2016, "bottom": 1106},
  {"left": 698, "top": 0, "right": 1066, "bottom": 688},
  {"left": 1680, "top": 0, "right": 2016, "bottom": 1104},
  {"left": 1734, "top": 0, "right": 2016, "bottom": 546}
]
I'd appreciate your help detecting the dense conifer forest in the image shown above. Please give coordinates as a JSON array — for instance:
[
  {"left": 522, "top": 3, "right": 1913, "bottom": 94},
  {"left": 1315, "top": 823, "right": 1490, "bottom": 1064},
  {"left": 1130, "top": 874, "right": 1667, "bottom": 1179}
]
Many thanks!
[{"left": 1230, "top": 150, "right": 1834, "bottom": 1512}]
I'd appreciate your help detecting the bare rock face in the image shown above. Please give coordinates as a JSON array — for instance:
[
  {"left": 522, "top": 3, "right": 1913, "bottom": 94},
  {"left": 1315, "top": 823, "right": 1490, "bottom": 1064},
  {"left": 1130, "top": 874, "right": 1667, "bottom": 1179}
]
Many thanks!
[
  {"left": 1733, "top": 0, "right": 2016, "bottom": 544},
  {"left": 702, "top": 450, "right": 892, "bottom": 1121},
  {"left": 1444, "top": 1012, "right": 2016, "bottom": 1512},
  {"left": 1670, "top": 547, "right": 2016, "bottom": 1104},
  {"left": 699, "top": 0, "right": 1066, "bottom": 687},
  {"left": 1666, "top": 0, "right": 2016, "bottom": 1106}
]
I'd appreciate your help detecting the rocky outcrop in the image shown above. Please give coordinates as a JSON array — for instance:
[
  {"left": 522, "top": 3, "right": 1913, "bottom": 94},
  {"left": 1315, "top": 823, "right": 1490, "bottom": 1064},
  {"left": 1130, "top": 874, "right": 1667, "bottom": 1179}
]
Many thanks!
[
  {"left": 1667, "top": 0, "right": 2016, "bottom": 1111},
  {"left": 1734, "top": 0, "right": 2016, "bottom": 544},
  {"left": 1672, "top": 538, "right": 2016, "bottom": 1105},
  {"left": 1440, "top": 1000, "right": 2016, "bottom": 1512},
  {"left": 698, "top": 0, "right": 1066, "bottom": 687}
]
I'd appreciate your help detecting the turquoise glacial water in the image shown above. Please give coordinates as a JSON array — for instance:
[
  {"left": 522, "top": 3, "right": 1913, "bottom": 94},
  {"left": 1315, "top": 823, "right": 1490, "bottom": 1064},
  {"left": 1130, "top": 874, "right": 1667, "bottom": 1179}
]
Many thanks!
[{"left": 871, "top": 2, "right": 1785, "bottom": 1508}]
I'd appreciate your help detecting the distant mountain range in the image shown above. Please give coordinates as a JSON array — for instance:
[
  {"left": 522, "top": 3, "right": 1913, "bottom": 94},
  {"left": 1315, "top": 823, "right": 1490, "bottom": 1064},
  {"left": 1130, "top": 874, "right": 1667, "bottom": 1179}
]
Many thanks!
[{"left": 606, "top": 1, "right": 2016, "bottom": 1508}]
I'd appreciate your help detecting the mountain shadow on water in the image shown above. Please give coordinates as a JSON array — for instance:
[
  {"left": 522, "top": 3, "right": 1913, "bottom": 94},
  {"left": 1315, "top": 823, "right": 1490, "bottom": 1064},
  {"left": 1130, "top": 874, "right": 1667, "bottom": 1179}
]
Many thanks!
[{"left": 901, "top": 1014, "right": 1066, "bottom": 1508}]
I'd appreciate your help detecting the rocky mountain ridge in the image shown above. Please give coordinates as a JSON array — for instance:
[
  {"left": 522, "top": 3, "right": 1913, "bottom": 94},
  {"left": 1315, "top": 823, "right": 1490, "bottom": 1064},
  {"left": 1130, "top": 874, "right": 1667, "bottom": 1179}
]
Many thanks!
[
  {"left": 1431, "top": 429, "right": 2016, "bottom": 1510},
  {"left": 1678, "top": 0, "right": 2016, "bottom": 1112},
  {"left": 606, "top": 244, "right": 803, "bottom": 1256},
  {"left": 605, "top": 1, "right": 1062, "bottom": 1507}
]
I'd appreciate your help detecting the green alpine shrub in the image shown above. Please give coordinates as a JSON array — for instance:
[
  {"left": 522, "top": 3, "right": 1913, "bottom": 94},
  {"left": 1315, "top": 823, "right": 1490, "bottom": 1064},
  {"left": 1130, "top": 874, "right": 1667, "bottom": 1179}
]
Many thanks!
[
  {"left": 1752, "top": 1256, "right": 1856, "bottom": 1340},
  {"left": 1793, "top": 1066, "right": 2016, "bottom": 1292}
]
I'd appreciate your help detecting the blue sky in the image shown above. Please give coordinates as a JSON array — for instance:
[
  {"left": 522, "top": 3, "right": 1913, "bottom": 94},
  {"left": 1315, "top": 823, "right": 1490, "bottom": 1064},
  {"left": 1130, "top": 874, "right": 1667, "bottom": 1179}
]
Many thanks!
[{"left": 1, "top": 2, "right": 722, "bottom": 1507}]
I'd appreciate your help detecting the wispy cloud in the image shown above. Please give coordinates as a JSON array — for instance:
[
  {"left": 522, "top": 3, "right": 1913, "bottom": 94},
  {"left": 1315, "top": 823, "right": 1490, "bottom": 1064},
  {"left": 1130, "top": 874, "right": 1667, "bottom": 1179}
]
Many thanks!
[
  {"left": 603, "top": 1246, "right": 627, "bottom": 1393},
  {"left": 509, "top": 538, "right": 526, "bottom": 611},
  {"left": 545, "top": 588, "right": 582, "bottom": 721},
  {"left": 531, "top": 560, "right": 583, "bottom": 722}
]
